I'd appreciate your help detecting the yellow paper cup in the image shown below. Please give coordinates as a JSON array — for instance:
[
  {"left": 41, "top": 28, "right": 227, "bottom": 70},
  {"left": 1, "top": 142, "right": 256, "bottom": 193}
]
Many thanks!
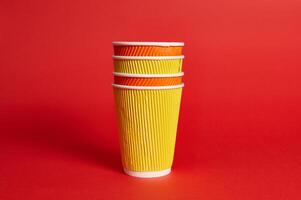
[
  {"left": 113, "top": 56, "right": 184, "bottom": 74},
  {"left": 113, "top": 84, "right": 184, "bottom": 178}
]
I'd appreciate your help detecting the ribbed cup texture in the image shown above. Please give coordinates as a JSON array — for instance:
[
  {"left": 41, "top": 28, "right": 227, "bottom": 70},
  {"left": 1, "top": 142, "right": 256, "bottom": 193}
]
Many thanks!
[
  {"left": 114, "top": 46, "right": 182, "bottom": 56},
  {"left": 113, "top": 88, "right": 182, "bottom": 171},
  {"left": 113, "top": 59, "right": 183, "bottom": 74},
  {"left": 114, "top": 76, "right": 183, "bottom": 86}
]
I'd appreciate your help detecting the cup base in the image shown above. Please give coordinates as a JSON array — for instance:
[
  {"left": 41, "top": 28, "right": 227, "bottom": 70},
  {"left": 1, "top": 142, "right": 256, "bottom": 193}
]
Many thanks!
[{"left": 123, "top": 168, "right": 171, "bottom": 178}]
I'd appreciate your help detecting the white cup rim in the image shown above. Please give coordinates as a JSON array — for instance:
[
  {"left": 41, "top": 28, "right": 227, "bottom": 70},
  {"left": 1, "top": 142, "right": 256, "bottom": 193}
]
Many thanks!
[
  {"left": 113, "top": 55, "right": 184, "bottom": 60},
  {"left": 113, "top": 72, "right": 184, "bottom": 78},
  {"left": 112, "top": 41, "right": 184, "bottom": 47},
  {"left": 112, "top": 83, "right": 184, "bottom": 90}
]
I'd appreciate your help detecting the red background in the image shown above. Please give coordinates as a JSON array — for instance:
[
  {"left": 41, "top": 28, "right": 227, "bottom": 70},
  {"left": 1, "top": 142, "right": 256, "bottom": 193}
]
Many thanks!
[{"left": 1, "top": 0, "right": 301, "bottom": 199}]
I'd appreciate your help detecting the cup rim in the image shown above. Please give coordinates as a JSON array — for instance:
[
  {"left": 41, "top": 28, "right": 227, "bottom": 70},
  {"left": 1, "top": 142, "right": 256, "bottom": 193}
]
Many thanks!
[
  {"left": 113, "top": 55, "right": 184, "bottom": 60},
  {"left": 112, "top": 83, "right": 184, "bottom": 90},
  {"left": 113, "top": 72, "right": 184, "bottom": 78},
  {"left": 112, "top": 41, "right": 184, "bottom": 47}
]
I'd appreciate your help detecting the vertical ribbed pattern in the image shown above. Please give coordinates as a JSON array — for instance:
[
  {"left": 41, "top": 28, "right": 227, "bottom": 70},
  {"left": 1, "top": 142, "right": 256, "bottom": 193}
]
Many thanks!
[
  {"left": 113, "top": 88, "right": 182, "bottom": 171},
  {"left": 114, "top": 46, "right": 183, "bottom": 56},
  {"left": 114, "top": 76, "right": 183, "bottom": 86},
  {"left": 113, "top": 59, "right": 183, "bottom": 74}
]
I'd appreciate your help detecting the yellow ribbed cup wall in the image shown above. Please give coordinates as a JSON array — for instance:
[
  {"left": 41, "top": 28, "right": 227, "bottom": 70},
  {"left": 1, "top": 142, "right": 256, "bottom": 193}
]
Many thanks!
[
  {"left": 113, "top": 59, "right": 183, "bottom": 74},
  {"left": 113, "top": 87, "right": 182, "bottom": 171}
]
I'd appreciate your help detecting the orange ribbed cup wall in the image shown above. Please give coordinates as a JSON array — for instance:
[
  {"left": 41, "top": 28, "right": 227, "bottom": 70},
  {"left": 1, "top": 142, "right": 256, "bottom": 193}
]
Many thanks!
[
  {"left": 114, "top": 76, "right": 183, "bottom": 86},
  {"left": 113, "top": 46, "right": 183, "bottom": 56}
]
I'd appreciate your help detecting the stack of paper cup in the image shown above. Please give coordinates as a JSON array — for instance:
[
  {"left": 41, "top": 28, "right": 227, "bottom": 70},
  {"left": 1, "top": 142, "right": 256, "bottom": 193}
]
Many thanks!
[{"left": 112, "top": 42, "right": 184, "bottom": 178}]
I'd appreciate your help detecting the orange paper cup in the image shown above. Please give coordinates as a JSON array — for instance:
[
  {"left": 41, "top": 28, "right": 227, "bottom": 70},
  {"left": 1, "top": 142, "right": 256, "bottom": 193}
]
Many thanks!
[
  {"left": 113, "top": 72, "right": 183, "bottom": 86},
  {"left": 113, "top": 42, "right": 184, "bottom": 56}
]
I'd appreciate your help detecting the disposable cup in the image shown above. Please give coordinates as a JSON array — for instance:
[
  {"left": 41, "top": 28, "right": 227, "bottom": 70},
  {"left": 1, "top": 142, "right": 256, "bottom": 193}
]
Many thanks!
[
  {"left": 113, "top": 56, "right": 184, "bottom": 74},
  {"left": 113, "top": 84, "right": 183, "bottom": 178},
  {"left": 113, "top": 72, "right": 184, "bottom": 86},
  {"left": 113, "top": 42, "right": 184, "bottom": 56}
]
